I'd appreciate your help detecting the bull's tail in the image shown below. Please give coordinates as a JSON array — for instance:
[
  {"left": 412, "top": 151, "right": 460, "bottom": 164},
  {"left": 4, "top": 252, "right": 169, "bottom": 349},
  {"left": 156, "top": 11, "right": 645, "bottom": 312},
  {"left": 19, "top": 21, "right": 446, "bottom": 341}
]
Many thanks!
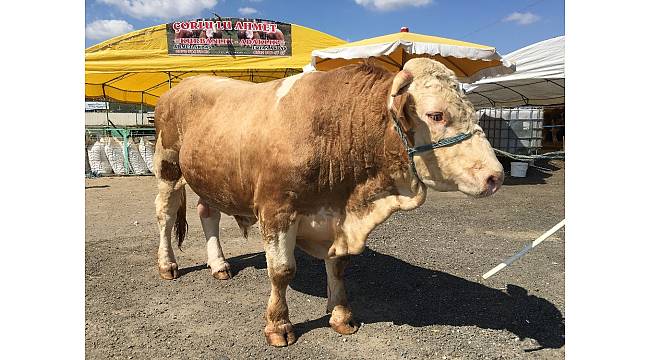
[{"left": 174, "top": 187, "right": 188, "bottom": 249}]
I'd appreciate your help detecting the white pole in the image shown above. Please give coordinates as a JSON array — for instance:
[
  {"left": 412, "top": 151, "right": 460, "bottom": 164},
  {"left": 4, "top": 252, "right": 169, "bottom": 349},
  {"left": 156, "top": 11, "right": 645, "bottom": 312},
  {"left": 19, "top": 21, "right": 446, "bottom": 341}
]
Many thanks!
[{"left": 482, "top": 219, "right": 566, "bottom": 280}]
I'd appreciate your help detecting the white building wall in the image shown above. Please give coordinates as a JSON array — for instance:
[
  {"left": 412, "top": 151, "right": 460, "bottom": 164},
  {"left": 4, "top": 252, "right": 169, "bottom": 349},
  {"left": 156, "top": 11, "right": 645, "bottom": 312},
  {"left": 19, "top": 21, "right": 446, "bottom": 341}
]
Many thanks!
[{"left": 85, "top": 112, "right": 153, "bottom": 126}]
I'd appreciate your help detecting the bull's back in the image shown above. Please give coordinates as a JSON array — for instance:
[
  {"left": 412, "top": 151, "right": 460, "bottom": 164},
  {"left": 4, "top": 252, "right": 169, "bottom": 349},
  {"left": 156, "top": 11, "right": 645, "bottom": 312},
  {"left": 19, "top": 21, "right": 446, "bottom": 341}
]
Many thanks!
[
  {"left": 155, "top": 76, "right": 252, "bottom": 150},
  {"left": 156, "top": 75, "right": 299, "bottom": 215},
  {"left": 155, "top": 71, "right": 361, "bottom": 216}
]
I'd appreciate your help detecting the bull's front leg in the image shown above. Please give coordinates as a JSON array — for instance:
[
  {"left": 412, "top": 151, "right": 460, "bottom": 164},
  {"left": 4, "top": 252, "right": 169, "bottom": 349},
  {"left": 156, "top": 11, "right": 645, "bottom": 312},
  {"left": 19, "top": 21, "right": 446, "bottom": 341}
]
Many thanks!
[
  {"left": 261, "top": 215, "right": 298, "bottom": 347},
  {"left": 325, "top": 257, "right": 359, "bottom": 335}
]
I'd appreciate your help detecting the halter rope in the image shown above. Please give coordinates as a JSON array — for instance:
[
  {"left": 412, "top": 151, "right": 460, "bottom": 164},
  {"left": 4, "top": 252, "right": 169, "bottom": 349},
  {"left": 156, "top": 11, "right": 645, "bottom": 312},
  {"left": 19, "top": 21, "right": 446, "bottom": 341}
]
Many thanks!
[{"left": 389, "top": 110, "right": 473, "bottom": 184}]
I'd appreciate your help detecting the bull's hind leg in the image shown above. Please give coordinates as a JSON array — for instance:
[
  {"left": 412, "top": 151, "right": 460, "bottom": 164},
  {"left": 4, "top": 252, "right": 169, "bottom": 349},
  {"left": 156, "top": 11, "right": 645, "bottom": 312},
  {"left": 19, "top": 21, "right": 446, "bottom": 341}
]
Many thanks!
[
  {"left": 325, "top": 257, "right": 359, "bottom": 335},
  {"left": 197, "top": 199, "right": 231, "bottom": 280},
  {"left": 260, "top": 211, "right": 299, "bottom": 347},
  {"left": 153, "top": 143, "right": 187, "bottom": 280},
  {"left": 155, "top": 178, "right": 185, "bottom": 280}
]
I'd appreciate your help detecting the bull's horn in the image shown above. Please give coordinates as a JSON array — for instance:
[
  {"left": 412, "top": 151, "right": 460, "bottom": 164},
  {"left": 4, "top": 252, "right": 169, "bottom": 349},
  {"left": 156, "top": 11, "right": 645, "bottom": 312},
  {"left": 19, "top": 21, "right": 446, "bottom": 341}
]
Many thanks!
[{"left": 390, "top": 70, "right": 413, "bottom": 97}]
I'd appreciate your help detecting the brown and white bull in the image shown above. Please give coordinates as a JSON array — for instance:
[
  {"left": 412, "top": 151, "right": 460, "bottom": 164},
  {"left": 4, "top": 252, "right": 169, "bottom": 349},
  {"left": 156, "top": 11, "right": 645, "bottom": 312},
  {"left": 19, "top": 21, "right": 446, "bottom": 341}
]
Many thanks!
[{"left": 153, "top": 58, "right": 504, "bottom": 347}]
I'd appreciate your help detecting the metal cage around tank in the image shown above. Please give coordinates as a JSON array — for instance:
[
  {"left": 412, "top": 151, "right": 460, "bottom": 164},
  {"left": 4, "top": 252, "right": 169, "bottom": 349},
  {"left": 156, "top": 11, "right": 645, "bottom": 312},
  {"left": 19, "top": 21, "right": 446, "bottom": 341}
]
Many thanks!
[{"left": 476, "top": 107, "right": 544, "bottom": 155}]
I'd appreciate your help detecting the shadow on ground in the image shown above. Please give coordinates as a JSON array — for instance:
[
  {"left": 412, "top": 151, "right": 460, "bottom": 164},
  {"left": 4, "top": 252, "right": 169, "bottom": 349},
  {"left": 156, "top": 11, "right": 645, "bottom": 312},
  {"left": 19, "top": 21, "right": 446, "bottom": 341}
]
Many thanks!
[
  {"left": 181, "top": 248, "right": 565, "bottom": 350},
  {"left": 85, "top": 185, "right": 110, "bottom": 189}
]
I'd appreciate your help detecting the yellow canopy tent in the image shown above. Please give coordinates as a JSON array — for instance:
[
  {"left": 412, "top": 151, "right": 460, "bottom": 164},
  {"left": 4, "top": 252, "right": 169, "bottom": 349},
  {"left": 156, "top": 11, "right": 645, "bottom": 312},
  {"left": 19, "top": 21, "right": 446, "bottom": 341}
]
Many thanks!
[
  {"left": 85, "top": 23, "right": 346, "bottom": 106},
  {"left": 310, "top": 31, "right": 514, "bottom": 83}
]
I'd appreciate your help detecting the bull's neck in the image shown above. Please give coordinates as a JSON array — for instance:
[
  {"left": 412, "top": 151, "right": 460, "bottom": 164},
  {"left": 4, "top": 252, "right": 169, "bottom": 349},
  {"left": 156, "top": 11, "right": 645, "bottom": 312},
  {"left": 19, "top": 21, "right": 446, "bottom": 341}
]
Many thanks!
[
  {"left": 313, "top": 70, "right": 424, "bottom": 201},
  {"left": 381, "top": 113, "right": 427, "bottom": 199}
]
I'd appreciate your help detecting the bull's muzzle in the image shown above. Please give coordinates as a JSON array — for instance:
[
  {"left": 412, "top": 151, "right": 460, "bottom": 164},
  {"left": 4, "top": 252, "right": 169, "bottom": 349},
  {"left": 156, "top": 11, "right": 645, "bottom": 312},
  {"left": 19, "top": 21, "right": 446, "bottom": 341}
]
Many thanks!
[{"left": 480, "top": 171, "right": 504, "bottom": 197}]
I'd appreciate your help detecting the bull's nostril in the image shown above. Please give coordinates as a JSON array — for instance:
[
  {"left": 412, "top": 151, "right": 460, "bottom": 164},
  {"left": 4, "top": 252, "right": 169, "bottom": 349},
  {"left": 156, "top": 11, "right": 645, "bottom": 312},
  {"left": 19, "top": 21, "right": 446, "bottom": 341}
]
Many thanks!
[
  {"left": 487, "top": 175, "right": 496, "bottom": 188},
  {"left": 485, "top": 175, "right": 501, "bottom": 194}
]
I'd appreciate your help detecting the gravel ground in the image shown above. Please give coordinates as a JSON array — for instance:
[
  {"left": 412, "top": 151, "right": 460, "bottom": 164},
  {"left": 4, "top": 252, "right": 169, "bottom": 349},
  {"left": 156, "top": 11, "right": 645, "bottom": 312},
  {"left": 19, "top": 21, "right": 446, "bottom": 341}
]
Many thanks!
[{"left": 85, "top": 160, "right": 565, "bottom": 359}]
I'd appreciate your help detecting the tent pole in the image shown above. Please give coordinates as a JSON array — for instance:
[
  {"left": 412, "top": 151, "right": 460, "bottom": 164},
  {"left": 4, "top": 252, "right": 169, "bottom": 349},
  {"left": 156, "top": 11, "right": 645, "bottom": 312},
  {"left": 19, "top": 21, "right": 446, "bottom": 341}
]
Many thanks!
[
  {"left": 101, "top": 84, "right": 117, "bottom": 128},
  {"left": 140, "top": 92, "right": 144, "bottom": 125},
  {"left": 168, "top": 72, "right": 172, "bottom": 89},
  {"left": 143, "top": 72, "right": 190, "bottom": 93}
]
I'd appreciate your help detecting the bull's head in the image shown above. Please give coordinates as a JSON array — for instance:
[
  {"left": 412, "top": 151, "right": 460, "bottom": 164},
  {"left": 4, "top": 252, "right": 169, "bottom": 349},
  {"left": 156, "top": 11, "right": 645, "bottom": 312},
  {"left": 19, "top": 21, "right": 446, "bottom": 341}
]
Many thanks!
[{"left": 389, "top": 58, "right": 504, "bottom": 197}]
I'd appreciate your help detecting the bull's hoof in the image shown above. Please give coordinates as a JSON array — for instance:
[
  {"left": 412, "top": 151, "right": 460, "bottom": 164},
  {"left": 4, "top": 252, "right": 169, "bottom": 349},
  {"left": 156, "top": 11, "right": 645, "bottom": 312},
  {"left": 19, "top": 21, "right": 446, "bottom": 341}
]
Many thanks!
[
  {"left": 329, "top": 305, "right": 358, "bottom": 335},
  {"left": 330, "top": 319, "right": 359, "bottom": 335},
  {"left": 209, "top": 263, "right": 232, "bottom": 280},
  {"left": 212, "top": 270, "right": 232, "bottom": 280},
  {"left": 264, "top": 322, "right": 296, "bottom": 347},
  {"left": 158, "top": 262, "right": 179, "bottom": 280}
]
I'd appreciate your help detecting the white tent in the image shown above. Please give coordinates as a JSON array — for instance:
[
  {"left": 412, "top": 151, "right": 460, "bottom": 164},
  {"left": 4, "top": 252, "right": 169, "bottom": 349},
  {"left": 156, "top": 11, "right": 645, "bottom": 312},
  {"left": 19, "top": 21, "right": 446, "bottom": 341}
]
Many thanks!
[{"left": 464, "top": 36, "right": 564, "bottom": 108}]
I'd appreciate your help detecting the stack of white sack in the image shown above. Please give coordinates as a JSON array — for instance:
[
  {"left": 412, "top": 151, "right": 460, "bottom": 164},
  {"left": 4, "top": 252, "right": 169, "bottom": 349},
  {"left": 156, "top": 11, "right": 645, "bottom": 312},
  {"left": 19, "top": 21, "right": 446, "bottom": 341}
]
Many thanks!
[
  {"left": 85, "top": 136, "right": 92, "bottom": 173},
  {"left": 139, "top": 137, "right": 155, "bottom": 173},
  {"left": 128, "top": 138, "right": 149, "bottom": 175},
  {"left": 87, "top": 138, "right": 113, "bottom": 174},
  {"left": 85, "top": 149, "right": 91, "bottom": 173},
  {"left": 104, "top": 137, "right": 127, "bottom": 175}
]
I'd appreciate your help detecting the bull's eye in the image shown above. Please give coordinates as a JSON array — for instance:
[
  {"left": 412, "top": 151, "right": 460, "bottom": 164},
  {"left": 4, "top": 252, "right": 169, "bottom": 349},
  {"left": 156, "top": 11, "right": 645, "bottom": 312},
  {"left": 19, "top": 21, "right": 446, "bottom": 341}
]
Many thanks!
[{"left": 427, "top": 112, "right": 444, "bottom": 122}]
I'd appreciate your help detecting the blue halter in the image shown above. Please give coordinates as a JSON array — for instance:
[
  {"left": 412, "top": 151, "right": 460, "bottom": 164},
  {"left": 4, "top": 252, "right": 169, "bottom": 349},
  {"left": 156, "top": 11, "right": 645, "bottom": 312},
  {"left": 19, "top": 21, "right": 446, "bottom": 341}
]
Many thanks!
[{"left": 390, "top": 110, "right": 473, "bottom": 183}]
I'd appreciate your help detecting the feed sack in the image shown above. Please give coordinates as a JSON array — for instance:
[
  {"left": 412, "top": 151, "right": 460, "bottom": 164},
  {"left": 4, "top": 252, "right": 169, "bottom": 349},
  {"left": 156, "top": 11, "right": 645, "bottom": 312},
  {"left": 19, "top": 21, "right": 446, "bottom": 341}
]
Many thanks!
[
  {"left": 87, "top": 139, "right": 113, "bottom": 175},
  {"left": 104, "top": 137, "right": 127, "bottom": 175},
  {"left": 128, "top": 138, "right": 149, "bottom": 175},
  {"left": 139, "top": 137, "right": 155, "bottom": 173}
]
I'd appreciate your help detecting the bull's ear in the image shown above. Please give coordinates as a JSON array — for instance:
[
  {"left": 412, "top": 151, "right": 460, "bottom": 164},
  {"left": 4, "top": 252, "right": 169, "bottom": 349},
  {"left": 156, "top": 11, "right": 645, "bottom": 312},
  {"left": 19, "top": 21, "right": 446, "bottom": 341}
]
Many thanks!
[
  {"left": 390, "top": 70, "right": 413, "bottom": 97},
  {"left": 388, "top": 70, "right": 414, "bottom": 132},
  {"left": 391, "top": 92, "right": 414, "bottom": 133}
]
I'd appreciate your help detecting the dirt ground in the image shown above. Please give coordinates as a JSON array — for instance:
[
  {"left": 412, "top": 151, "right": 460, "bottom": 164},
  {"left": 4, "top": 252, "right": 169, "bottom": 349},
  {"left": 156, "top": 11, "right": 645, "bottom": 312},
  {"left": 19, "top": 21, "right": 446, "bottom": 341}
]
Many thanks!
[{"left": 85, "top": 160, "right": 565, "bottom": 360}]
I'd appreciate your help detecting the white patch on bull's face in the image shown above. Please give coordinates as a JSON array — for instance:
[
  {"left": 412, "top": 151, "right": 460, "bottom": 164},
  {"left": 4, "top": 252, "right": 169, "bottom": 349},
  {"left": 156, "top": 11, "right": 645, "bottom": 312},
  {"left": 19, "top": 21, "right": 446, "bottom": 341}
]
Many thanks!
[
  {"left": 412, "top": 124, "right": 503, "bottom": 196},
  {"left": 401, "top": 58, "right": 504, "bottom": 198},
  {"left": 275, "top": 73, "right": 305, "bottom": 105}
]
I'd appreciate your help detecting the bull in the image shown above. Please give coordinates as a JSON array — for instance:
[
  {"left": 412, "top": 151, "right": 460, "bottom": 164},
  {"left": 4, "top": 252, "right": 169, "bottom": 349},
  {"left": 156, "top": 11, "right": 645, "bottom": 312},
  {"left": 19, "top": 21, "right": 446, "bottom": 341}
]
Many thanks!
[{"left": 153, "top": 58, "right": 504, "bottom": 346}]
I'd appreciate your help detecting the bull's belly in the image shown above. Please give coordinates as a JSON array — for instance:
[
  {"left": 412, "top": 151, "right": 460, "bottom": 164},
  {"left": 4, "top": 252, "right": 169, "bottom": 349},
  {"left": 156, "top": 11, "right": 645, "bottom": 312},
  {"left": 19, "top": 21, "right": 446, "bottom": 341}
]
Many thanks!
[
  {"left": 184, "top": 179, "right": 254, "bottom": 217},
  {"left": 179, "top": 149, "right": 254, "bottom": 216},
  {"left": 295, "top": 212, "right": 339, "bottom": 259}
]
